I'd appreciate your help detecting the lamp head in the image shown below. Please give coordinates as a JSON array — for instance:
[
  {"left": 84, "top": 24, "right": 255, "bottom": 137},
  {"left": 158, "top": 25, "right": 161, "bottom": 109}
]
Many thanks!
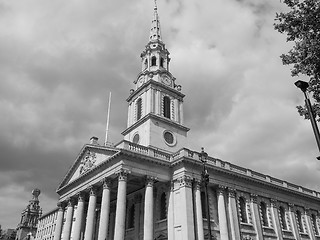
[{"left": 294, "top": 80, "right": 309, "bottom": 93}]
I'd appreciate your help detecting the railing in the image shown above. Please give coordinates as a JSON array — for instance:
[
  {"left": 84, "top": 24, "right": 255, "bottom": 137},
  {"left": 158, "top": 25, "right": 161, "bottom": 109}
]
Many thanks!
[{"left": 117, "top": 141, "right": 320, "bottom": 198}]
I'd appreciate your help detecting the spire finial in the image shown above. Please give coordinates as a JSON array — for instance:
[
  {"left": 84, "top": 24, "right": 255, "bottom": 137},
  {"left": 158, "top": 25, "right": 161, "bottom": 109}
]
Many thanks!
[
  {"left": 154, "top": 0, "right": 157, "bottom": 10},
  {"left": 149, "top": 0, "right": 162, "bottom": 42}
]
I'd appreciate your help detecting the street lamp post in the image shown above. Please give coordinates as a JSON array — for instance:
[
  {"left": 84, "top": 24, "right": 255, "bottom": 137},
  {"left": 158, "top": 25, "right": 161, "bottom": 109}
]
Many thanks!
[
  {"left": 199, "top": 147, "right": 212, "bottom": 240},
  {"left": 295, "top": 80, "right": 320, "bottom": 160}
]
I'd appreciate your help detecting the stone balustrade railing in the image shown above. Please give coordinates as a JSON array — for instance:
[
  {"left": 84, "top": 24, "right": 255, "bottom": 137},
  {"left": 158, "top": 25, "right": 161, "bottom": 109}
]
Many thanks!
[{"left": 117, "top": 141, "right": 320, "bottom": 198}]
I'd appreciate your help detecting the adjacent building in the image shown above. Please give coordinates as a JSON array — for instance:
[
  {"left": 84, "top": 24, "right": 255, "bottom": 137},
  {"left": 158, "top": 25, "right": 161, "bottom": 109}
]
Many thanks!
[
  {"left": 41, "top": 3, "right": 320, "bottom": 240},
  {"left": 15, "top": 189, "right": 42, "bottom": 240}
]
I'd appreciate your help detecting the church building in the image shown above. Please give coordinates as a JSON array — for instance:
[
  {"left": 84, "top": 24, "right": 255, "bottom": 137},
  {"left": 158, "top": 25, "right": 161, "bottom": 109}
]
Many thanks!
[{"left": 36, "top": 2, "right": 320, "bottom": 240}]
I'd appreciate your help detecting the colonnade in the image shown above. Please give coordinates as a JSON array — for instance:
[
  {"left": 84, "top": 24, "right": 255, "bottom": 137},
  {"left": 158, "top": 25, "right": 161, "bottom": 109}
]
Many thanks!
[{"left": 53, "top": 171, "right": 157, "bottom": 240}]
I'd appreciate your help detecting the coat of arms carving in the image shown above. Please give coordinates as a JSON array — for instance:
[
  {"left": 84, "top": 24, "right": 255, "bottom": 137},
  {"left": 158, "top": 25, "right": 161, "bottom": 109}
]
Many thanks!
[{"left": 79, "top": 150, "right": 97, "bottom": 174}]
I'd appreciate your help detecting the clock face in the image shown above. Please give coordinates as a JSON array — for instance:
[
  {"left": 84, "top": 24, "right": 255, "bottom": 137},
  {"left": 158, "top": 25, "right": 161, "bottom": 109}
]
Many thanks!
[{"left": 162, "top": 76, "right": 172, "bottom": 86}]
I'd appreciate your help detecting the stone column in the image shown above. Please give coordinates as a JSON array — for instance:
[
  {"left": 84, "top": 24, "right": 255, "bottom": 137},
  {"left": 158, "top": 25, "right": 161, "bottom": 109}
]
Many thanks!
[
  {"left": 84, "top": 187, "right": 97, "bottom": 240},
  {"left": 53, "top": 202, "right": 65, "bottom": 240},
  {"left": 250, "top": 194, "right": 263, "bottom": 240},
  {"left": 114, "top": 170, "right": 128, "bottom": 240},
  {"left": 194, "top": 180, "right": 204, "bottom": 240},
  {"left": 270, "top": 199, "right": 283, "bottom": 240},
  {"left": 228, "top": 189, "right": 240, "bottom": 240},
  {"left": 134, "top": 194, "right": 142, "bottom": 240},
  {"left": 72, "top": 193, "right": 86, "bottom": 240},
  {"left": 178, "top": 176, "right": 195, "bottom": 240},
  {"left": 305, "top": 208, "right": 316, "bottom": 240},
  {"left": 62, "top": 198, "right": 74, "bottom": 240},
  {"left": 144, "top": 176, "right": 156, "bottom": 240},
  {"left": 217, "top": 186, "right": 229, "bottom": 240},
  {"left": 288, "top": 204, "right": 301, "bottom": 240},
  {"left": 97, "top": 178, "right": 112, "bottom": 240}
]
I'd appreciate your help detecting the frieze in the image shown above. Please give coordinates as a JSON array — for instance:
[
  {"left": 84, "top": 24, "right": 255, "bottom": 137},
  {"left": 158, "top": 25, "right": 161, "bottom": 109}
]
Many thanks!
[{"left": 79, "top": 150, "right": 97, "bottom": 175}]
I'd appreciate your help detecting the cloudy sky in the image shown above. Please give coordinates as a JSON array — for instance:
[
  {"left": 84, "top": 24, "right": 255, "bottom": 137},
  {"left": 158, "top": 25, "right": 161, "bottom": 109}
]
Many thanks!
[{"left": 1, "top": 0, "right": 320, "bottom": 229}]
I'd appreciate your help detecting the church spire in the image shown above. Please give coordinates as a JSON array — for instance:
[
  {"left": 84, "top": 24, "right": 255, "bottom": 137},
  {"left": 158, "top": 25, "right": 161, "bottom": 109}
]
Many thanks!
[{"left": 149, "top": 0, "right": 162, "bottom": 42}]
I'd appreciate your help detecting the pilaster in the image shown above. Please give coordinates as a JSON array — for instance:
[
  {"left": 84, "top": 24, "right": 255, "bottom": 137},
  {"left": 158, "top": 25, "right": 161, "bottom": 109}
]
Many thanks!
[
  {"left": 305, "top": 208, "right": 316, "bottom": 240},
  {"left": 288, "top": 203, "right": 301, "bottom": 240},
  {"left": 250, "top": 194, "right": 263, "bottom": 240},
  {"left": 193, "top": 180, "right": 204, "bottom": 240},
  {"left": 228, "top": 188, "right": 240, "bottom": 240}
]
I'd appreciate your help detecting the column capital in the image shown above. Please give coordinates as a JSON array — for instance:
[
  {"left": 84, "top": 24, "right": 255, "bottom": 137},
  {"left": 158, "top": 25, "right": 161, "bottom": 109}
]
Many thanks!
[
  {"left": 305, "top": 208, "right": 311, "bottom": 216},
  {"left": 250, "top": 193, "right": 258, "bottom": 203},
  {"left": 101, "top": 178, "right": 112, "bottom": 189},
  {"left": 193, "top": 180, "right": 202, "bottom": 191},
  {"left": 270, "top": 199, "right": 277, "bottom": 207},
  {"left": 88, "top": 186, "right": 98, "bottom": 196},
  {"left": 76, "top": 192, "right": 86, "bottom": 202},
  {"left": 217, "top": 185, "right": 227, "bottom": 195},
  {"left": 228, "top": 188, "right": 237, "bottom": 198},
  {"left": 288, "top": 203, "right": 295, "bottom": 211},
  {"left": 116, "top": 169, "right": 129, "bottom": 182},
  {"left": 145, "top": 176, "right": 157, "bottom": 187},
  {"left": 57, "top": 201, "right": 65, "bottom": 210},
  {"left": 66, "top": 198, "right": 75, "bottom": 207},
  {"left": 179, "top": 176, "right": 192, "bottom": 188}
]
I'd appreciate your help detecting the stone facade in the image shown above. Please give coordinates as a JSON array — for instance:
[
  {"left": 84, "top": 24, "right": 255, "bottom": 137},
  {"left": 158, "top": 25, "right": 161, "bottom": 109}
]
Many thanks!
[{"left": 35, "top": 208, "right": 58, "bottom": 240}]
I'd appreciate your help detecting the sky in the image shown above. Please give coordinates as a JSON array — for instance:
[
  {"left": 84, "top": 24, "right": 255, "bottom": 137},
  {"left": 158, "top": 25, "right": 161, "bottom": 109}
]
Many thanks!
[{"left": 1, "top": 0, "right": 320, "bottom": 230}]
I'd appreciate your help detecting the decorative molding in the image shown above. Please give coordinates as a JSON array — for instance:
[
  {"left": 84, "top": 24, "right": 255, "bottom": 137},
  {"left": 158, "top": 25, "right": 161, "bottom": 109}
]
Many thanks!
[
  {"left": 79, "top": 150, "right": 97, "bottom": 175},
  {"left": 116, "top": 169, "right": 129, "bottom": 182},
  {"left": 77, "top": 192, "right": 86, "bottom": 202},
  {"left": 102, "top": 178, "right": 112, "bottom": 190},
  {"left": 217, "top": 185, "right": 227, "bottom": 195},
  {"left": 250, "top": 194, "right": 258, "bottom": 203},
  {"left": 88, "top": 186, "right": 98, "bottom": 196},
  {"left": 145, "top": 176, "right": 157, "bottom": 187},
  {"left": 179, "top": 176, "right": 192, "bottom": 188},
  {"left": 270, "top": 199, "right": 277, "bottom": 208},
  {"left": 228, "top": 188, "right": 236, "bottom": 198}
]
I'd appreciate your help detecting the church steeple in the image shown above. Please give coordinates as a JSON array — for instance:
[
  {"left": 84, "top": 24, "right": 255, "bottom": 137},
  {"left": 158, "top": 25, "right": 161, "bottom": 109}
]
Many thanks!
[
  {"left": 122, "top": 2, "right": 189, "bottom": 152},
  {"left": 149, "top": 0, "right": 162, "bottom": 42}
]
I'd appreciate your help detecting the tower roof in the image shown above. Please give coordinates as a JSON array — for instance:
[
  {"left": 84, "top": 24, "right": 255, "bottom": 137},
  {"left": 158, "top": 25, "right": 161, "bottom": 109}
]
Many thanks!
[{"left": 149, "top": 0, "right": 162, "bottom": 42}]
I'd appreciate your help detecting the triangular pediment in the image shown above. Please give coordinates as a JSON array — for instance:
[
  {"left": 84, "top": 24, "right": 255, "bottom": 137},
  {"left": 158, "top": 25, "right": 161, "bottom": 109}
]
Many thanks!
[{"left": 58, "top": 144, "right": 120, "bottom": 190}]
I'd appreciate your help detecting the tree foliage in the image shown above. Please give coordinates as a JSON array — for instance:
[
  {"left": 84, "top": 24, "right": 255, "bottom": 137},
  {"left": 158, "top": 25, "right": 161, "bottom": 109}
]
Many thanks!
[{"left": 274, "top": 0, "right": 320, "bottom": 119}]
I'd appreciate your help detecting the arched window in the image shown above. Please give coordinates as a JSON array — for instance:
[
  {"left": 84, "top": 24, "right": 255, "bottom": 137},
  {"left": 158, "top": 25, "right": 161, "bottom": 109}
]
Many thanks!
[
  {"left": 163, "top": 96, "right": 171, "bottom": 119},
  {"left": 144, "top": 59, "right": 148, "bottom": 69},
  {"left": 296, "top": 210, "right": 304, "bottom": 233},
  {"left": 151, "top": 56, "right": 157, "bottom": 66},
  {"left": 312, "top": 213, "right": 319, "bottom": 236},
  {"left": 260, "top": 202, "right": 269, "bottom": 227},
  {"left": 127, "top": 204, "right": 135, "bottom": 229},
  {"left": 239, "top": 197, "right": 248, "bottom": 223},
  {"left": 160, "top": 57, "right": 164, "bottom": 67},
  {"left": 201, "top": 191, "right": 207, "bottom": 218},
  {"left": 279, "top": 206, "right": 287, "bottom": 230},
  {"left": 136, "top": 98, "right": 142, "bottom": 121},
  {"left": 159, "top": 193, "right": 167, "bottom": 220}
]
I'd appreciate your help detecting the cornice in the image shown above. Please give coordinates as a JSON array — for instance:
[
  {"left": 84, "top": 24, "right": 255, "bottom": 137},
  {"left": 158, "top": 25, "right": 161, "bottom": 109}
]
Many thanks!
[
  {"left": 127, "top": 79, "right": 185, "bottom": 102},
  {"left": 121, "top": 112, "right": 190, "bottom": 136}
]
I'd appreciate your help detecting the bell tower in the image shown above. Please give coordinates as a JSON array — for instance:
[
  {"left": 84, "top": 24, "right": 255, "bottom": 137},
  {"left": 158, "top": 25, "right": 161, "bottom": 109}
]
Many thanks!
[{"left": 122, "top": 1, "right": 189, "bottom": 152}]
